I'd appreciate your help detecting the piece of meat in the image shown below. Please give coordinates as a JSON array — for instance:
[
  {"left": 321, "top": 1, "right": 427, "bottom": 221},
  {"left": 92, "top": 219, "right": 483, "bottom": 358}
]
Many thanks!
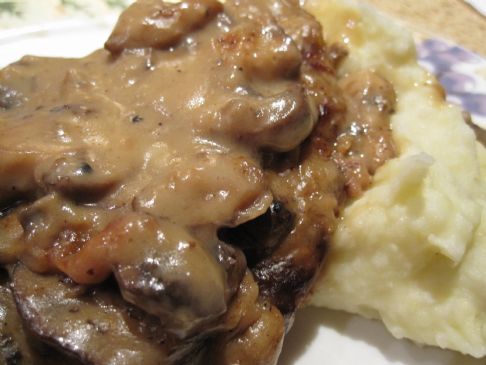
[
  {"left": 10, "top": 194, "right": 116, "bottom": 273},
  {"left": 216, "top": 20, "right": 302, "bottom": 80},
  {"left": 0, "top": 151, "right": 40, "bottom": 209},
  {"left": 203, "top": 271, "right": 285, "bottom": 365},
  {"left": 334, "top": 70, "right": 397, "bottom": 197},
  {"left": 251, "top": 70, "right": 396, "bottom": 313},
  {"left": 255, "top": 155, "right": 342, "bottom": 313},
  {"left": 0, "top": 214, "right": 24, "bottom": 264},
  {"left": 218, "top": 201, "right": 294, "bottom": 266},
  {"left": 105, "top": 0, "right": 222, "bottom": 53},
  {"left": 210, "top": 302, "right": 285, "bottom": 365},
  {"left": 133, "top": 152, "right": 272, "bottom": 227}
]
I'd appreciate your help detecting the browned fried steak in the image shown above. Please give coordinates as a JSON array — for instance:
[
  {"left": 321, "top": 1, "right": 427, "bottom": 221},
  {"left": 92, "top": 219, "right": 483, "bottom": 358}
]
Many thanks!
[{"left": 0, "top": 0, "right": 396, "bottom": 363}]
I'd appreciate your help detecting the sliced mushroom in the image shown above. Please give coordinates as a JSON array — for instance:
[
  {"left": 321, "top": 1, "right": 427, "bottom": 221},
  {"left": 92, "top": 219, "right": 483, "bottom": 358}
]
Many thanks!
[
  {"left": 37, "top": 154, "right": 118, "bottom": 203},
  {"left": 218, "top": 86, "right": 318, "bottom": 152},
  {"left": 112, "top": 220, "right": 244, "bottom": 338},
  {"left": 0, "top": 274, "right": 82, "bottom": 365},
  {"left": 0, "top": 274, "right": 29, "bottom": 365},
  {"left": 114, "top": 243, "right": 244, "bottom": 339},
  {"left": 52, "top": 213, "right": 246, "bottom": 339},
  {"left": 11, "top": 264, "right": 197, "bottom": 365},
  {"left": 105, "top": 0, "right": 222, "bottom": 53}
]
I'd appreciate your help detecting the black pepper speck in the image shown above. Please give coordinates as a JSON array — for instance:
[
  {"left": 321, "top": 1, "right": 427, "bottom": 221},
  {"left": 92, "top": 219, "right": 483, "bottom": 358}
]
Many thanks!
[{"left": 132, "top": 115, "right": 144, "bottom": 123}]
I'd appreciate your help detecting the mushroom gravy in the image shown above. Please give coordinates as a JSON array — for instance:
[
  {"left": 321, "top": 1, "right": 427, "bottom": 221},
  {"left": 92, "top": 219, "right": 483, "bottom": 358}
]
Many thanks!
[{"left": 0, "top": 0, "right": 396, "bottom": 363}]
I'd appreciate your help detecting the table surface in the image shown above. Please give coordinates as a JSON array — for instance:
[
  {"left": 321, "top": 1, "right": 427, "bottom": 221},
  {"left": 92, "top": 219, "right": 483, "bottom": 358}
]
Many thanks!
[{"left": 364, "top": 0, "right": 486, "bottom": 56}]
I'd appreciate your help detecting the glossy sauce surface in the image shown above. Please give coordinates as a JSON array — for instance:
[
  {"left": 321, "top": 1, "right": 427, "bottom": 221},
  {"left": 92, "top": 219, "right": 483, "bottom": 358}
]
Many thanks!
[{"left": 0, "top": 0, "right": 396, "bottom": 363}]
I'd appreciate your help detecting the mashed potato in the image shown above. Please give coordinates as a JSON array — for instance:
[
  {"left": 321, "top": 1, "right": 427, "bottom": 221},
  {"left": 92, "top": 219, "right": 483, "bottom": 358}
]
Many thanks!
[{"left": 306, "top": 0, "right": 486, "bottom": 358}]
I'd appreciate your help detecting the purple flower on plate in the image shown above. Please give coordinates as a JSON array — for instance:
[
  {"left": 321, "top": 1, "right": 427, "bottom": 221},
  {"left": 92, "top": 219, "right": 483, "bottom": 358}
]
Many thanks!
[
  {"left": 417, "top": 38, "right": 486, "bottom": 121},
  {"left": 459, "top": 92, "right": 486, "bottom": 116},
  {"left": 439, "top": 71, "right": 476, "bottom": 93},
  {"left": 419, "top": 39, "right": 484, "bottom": 72}
]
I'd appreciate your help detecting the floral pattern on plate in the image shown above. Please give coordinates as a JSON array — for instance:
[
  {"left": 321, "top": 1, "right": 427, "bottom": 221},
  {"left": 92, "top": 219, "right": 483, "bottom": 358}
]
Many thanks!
[
  {"left": 417, "top": 38, "right": 486, "bottom": 129},
  {"left": 0, "top": 0, "right": 129, "bottom": 28}
]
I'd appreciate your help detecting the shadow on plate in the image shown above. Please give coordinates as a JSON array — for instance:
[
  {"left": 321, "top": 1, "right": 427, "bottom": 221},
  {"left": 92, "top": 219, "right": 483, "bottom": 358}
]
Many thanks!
[{"left": 278, "top": 307, "right": 485, "bottom": 365}]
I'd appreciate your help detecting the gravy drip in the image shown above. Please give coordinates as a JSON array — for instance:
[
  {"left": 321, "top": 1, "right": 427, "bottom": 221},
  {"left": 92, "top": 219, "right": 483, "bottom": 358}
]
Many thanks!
[{"left": 0, "top": 0, "right": 396, "bottom": 363}]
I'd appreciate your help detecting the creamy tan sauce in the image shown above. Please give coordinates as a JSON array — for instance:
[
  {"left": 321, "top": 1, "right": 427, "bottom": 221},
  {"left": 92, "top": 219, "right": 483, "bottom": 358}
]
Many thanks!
[{"left": 0, "top": 0, "right": 396, "bottom": 364}]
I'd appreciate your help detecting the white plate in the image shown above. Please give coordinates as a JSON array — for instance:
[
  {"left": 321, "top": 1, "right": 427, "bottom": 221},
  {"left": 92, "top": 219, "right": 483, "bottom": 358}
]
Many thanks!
[{"left": 1, "top": 19, "right": 485, "bottom": 365}]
